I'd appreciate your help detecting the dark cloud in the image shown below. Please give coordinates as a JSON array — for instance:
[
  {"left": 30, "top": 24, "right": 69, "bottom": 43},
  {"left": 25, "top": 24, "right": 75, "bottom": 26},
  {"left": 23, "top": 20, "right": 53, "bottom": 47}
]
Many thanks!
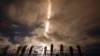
[
  {"left": 87, "top": 27, "right": 100, "bottom": 37},
  {"left": 0, "top": 0, "right": 45, "bottom": 44}
]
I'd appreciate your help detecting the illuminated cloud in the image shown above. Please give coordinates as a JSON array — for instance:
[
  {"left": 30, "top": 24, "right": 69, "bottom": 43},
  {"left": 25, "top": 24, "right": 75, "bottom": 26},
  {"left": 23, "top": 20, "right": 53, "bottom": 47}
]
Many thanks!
[{"left": 0, "top": 0, "right": 100, "bottom": 51}]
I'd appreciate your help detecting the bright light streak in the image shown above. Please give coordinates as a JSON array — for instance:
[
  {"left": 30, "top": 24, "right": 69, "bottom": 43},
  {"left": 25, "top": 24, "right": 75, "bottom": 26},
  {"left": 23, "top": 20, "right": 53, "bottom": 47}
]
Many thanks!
[
  {"left": 45, "top": 20, "right": 50, "bottom": 33},
  {"left": 47, "top": 0, "right": 51, "bottom": 19},
  {"left": 44, "top": 0, "right": 51, "bottom": 38}
]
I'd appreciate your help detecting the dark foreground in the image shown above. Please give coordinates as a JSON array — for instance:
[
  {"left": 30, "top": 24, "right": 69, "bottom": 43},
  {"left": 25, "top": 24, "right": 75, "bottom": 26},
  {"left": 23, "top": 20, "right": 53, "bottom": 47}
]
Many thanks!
[{"left": 0, "top": 44, "right": 100, "bottom": 56}]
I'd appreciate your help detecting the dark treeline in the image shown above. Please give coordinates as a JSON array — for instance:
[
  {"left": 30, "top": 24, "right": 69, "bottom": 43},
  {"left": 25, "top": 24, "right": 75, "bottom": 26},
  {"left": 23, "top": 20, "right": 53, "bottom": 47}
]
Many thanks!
[{"left": 0, "top": 44, "right": 90, "bottom": 56}]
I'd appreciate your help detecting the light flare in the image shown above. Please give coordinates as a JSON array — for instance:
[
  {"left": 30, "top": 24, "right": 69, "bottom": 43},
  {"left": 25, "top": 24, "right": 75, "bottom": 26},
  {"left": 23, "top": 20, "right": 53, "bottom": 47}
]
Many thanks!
[{"left": 41, "top": 43, "right": 50, "bottom": 56}]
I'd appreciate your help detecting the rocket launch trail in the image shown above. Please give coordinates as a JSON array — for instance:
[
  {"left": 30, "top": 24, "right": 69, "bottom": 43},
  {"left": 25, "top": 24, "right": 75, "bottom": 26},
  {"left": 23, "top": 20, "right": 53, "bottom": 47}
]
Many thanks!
[
  {"left": 47, "top": 0, "right": 51, "bottom": 19},
  {"left": 44, "top": 0, "right": 51, "bottom": 38}
]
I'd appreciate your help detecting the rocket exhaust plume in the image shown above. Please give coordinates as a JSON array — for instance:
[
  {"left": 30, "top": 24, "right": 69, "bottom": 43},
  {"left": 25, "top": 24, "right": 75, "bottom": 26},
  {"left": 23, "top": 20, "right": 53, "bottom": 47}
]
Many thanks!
[{"left": 44, "top": 0, "right": 51, "bottom": 38}]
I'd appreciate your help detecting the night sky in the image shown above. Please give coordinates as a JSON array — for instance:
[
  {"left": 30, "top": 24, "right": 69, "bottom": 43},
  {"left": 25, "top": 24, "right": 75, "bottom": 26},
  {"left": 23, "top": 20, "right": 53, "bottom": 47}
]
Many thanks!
[{"left": 0, "top": 0, "right": 100, "bottom": 54}]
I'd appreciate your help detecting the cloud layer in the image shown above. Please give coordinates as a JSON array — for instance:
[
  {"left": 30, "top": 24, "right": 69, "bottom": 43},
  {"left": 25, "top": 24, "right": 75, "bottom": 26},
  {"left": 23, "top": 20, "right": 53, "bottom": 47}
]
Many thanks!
[{"left": 0, "top": 0, "right": 100, "bottom": 51}]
